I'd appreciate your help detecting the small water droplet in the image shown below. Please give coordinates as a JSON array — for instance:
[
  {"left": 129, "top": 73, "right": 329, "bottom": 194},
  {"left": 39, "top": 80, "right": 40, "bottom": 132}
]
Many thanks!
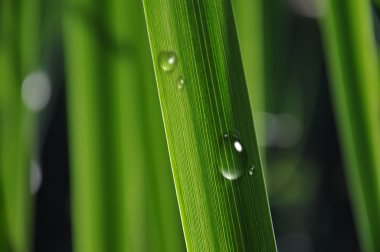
[
  {"left": 249, "top": 165, "right": 255, "bottom": 175},
  {"left": 159, "top": 51, "right": 177, "bottom": 72},
  {"left": 177, "top": 77, "right": 185, "bottom": 90},
  {"left": 219, "top": 132, "right": 246, "bottom": 181}
]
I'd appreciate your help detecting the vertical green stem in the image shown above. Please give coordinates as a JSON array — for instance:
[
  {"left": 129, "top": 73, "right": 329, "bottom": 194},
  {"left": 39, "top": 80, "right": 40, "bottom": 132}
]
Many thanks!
[
  {"left": 63, "top": 0, "right": 185, "bottom": 251},
  {"left": 64, "top": 2, "right": 109, "bottom": 251},
  {"left": 233, "top": 0, "right": 266, "bottom": 157},
  {"left": 0, "top": 0, "right": 41, "bottom": 250},
  {"left": 321, "top": 0, "right": 380, "bottom": 251}
]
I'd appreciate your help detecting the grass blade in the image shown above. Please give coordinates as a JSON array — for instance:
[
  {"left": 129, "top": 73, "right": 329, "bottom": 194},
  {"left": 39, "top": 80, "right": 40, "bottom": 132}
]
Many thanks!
[
  {"left": 0, "top": 0, "right": 42, "bottom": 250},
  {"left": 107, "top": 0, "right": 185, "bottom": 250},
  {"left": 321, "top": 1, "right": 380, "bottom": 251},
  {"left": 63, "top": 0, "right": 185, "bottom": 251},
  {"left": 233, "top": 0, "right": 266, "bottom": 155},
  {"left": 142, "top": 0, "right": 277, "bottom": 250}
]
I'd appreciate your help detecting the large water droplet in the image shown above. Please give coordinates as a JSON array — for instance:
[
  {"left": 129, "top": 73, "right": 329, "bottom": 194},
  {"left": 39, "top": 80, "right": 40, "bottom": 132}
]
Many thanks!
[
  {"left": 219, "top": 132, "right": 247, "bottom": 181},
  {"left": 159, "top": 51, "right": 177, "bottom": 72},
  {"left": 177, "top": 77, "right": 185, "bottom": 90}
]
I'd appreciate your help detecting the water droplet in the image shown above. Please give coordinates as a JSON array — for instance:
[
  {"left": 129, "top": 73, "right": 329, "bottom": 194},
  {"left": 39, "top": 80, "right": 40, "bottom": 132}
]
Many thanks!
[
  {"left": 177, "top": 77, "right": 185, "bottom": 90},
  {"left": 159, "top": 51, "right": 177, "bottom": 72},
  {"left": 219, "top": 132, "right": 247, "bottom": 181},
  {"left": 249, "top": 165, "right": 255, "bottom": 175}
]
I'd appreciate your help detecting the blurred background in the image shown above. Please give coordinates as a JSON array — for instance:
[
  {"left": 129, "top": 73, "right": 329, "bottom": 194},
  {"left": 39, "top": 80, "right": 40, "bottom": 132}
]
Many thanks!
[{"left": 1, "top": 0, "right": 376, "bottom": 251}]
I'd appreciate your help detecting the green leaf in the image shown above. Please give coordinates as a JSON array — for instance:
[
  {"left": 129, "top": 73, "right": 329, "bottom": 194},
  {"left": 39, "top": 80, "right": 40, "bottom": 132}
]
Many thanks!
[
  {"left": 0, "top": 0, "right": 40, "bottom": 250},
  {"left": 233, "top": 0, "right": 266, "bottom": 154},
  {"left": 321, "top": 0, "right": 380, "bottom": 251},
  {"left": 63, "top": 0, "right": 185, "bottom": 251},
  {"left": 142, "top": 0, "right": 277, "bottom": 251}
]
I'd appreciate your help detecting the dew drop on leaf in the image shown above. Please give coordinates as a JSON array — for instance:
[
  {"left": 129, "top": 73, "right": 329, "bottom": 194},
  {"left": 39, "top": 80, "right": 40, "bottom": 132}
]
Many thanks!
[
  {"left": 219, "top": 132, "right": 246, "bottom": 181},
  {"left": 177, "top": 77, "right": 185, "bottom": 90},
  {"left": 159, "top": 51, "right": 177, "bottom": 72},
  {"left": 248, "top": 165, "right": 255, "bottom": 175}
]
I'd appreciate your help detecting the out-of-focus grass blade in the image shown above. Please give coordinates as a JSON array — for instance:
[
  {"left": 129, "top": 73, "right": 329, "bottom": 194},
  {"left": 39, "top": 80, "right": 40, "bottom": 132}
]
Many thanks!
[
  {"left": 63, "top": 0, "right": 185, "bottom": 251},
  {"left": 321, "top": 1, "right": 380, "bottom": 251},
  {"left": 107, "top": 0, "right": 185, "bottom": 250},
  {"left": 142, "top": 0, "right": 277, "bottom": 251},
  {"left": 0, "top": 0, "right": 42, "bottom": 250},
  {"left": 0, "top": 180, "right": 7, "bottom": 251},
  {"left": 233, "top": 0, "right": 265, "bottom": 152}
]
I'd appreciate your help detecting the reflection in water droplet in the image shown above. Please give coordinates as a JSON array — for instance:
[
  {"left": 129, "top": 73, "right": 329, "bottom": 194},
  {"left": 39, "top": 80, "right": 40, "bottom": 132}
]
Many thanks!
[
  {"left": 234, "top": 141, "right": 243, "bottom": 152},
  {"left": 220, "top": 169, "right": 242, "bottom": 181},
  {"left": 219, "top": 132, "right": 246, "bottom": 181},
  {"left": 177, "top": 77, "right": 185, "bottom": 90},
  {"left": 249, "top": 165, "right": 255, "bottom": 175},
  {"left": 159, "top": 51, "right": 177, "bottom": 72}
]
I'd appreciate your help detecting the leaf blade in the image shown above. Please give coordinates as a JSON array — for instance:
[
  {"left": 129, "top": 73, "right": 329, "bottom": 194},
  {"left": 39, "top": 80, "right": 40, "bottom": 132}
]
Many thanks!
[{"left": 142, "top": 0, "right": 277, "bottom": 250}]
